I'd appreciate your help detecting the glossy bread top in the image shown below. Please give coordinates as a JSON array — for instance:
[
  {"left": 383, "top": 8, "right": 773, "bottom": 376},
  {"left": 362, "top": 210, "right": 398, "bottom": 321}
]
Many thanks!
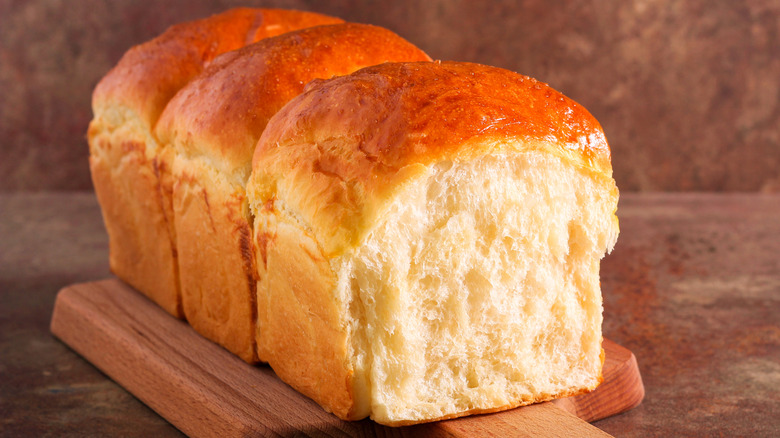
[{"left": 92, "top": 8, "right": 343, "bottom": 130}]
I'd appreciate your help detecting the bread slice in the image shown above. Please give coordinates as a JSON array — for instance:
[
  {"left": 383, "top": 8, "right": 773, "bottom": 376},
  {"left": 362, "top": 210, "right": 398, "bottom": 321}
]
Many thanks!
[
  {"left": 87, "top": 8, "right": 343, "bottom": 317},
  {"left": 246, "top": 61, "right": 619, "bottom": 424},
  {"left": 154, "top": 24, "right": 431, "bottom": 362}
]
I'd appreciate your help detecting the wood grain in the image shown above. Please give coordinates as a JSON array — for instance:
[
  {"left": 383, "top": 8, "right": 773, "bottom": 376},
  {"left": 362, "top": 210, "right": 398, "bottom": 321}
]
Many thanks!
[{"left": 50, "top": 279, "right": 643, "bottom": 437}]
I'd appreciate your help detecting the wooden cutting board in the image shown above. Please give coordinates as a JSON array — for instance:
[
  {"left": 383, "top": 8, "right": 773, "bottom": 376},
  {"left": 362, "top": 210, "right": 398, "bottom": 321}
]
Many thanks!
[{"left": 50, "top": 279, "right": 644, "bottom": 437}]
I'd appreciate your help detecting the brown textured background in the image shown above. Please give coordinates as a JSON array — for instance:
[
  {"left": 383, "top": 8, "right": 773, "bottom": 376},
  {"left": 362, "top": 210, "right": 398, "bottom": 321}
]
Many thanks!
[{"left": 1, "top": 0, "right": 778, "bottom": 192}]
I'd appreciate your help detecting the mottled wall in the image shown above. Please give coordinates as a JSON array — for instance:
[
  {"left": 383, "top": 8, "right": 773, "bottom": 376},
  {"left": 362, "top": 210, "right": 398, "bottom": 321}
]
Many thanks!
[{"left": 1, "top": 0, "right": 778, "bottom": 192}]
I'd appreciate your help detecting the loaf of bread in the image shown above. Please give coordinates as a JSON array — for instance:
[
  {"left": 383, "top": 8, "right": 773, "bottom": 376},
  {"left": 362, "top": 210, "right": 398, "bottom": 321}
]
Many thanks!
[
  {"left": 154, "top": 24, "right": 430, "bottom": 363},
  {"left": 246, "top": 61, "right": 619, "bottom": 425},
  {"left": 90, "top": 8, "right": 620, "bottom": 428},
  {"left": 87, "top": 8, "right": 343, "bottom": 317}
]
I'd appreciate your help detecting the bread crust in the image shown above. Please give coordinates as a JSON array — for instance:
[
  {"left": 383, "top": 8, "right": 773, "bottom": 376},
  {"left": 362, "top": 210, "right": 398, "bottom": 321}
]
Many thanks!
[
  {"left": 156, "top": 23, "right": 432, "bottom": 181},
  {"left": 88, "top": 9, "right": 343, "bottom": 317},
  {"left": 172, "top": 163, "right": 258, "bottom": 362},
  {"left": 155, "top": 23, "right": 430, "bottom": 363},
  {"left": 257, "top": 214, "right": 357, "bottom": 418},
  {"left": 92, "top": 8, "right": 344, "bottom": 131},
  {"left": 88, "top": 133, "right": 182, "bottom": 315},
  {"left": 378, "top": 346, "right": 606, "bottom": 426}
]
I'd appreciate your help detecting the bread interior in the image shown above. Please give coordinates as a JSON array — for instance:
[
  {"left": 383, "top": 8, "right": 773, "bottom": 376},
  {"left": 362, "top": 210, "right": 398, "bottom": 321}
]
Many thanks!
[{"left": 333, "top": 146, "right": 619, "bottom": 424}]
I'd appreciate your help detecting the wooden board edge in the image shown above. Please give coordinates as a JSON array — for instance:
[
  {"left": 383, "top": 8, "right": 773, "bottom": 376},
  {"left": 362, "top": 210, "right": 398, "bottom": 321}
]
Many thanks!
[{"left": 50, "top": 281, "right": 259, "bottom": 437}]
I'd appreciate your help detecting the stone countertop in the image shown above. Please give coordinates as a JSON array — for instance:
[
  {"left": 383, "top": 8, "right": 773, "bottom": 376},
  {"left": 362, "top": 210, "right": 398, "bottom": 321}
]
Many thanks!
[{"left": 1, "top": 192, "right": 778, "bottom": 436}]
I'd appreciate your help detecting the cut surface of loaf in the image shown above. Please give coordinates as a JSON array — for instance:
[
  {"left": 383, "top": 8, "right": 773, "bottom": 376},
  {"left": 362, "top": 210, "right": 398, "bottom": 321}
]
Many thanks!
[
  {"left": 154, "top": 24, "right": 431, "bottom": 362},
  {"left": 87, "top": 8, "right": 343, "bottom": 317},
  {"left": 247, "top": 61, "right": 619, "bottom": 425}
]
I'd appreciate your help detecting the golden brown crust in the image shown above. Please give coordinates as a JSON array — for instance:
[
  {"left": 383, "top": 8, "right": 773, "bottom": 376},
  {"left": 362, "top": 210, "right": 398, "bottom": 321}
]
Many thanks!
[
  {"left": 92, "top": 8, "right": 343, "bottom": 132},
  {"left": 156, "top": 23, "right": 432, "bottom": 181},
  {"left": 250, "top": 61, "right": 613, "bottom": 256}
]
